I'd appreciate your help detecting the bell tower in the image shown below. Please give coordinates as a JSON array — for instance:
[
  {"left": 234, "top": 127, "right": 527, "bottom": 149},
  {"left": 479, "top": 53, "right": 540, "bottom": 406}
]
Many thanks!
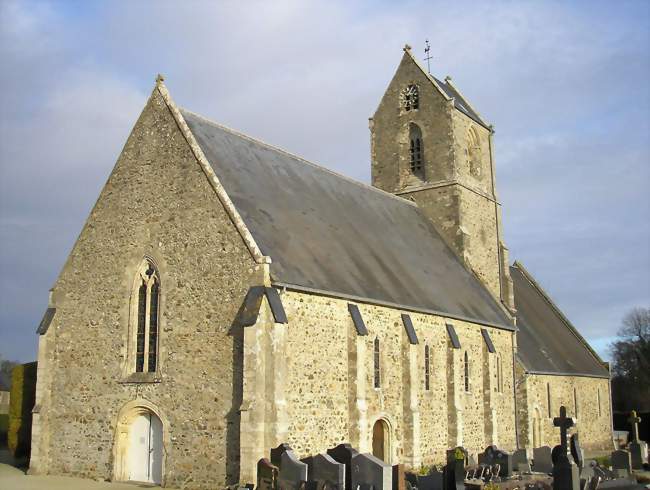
[{"left": 370, "top": 46, "right": 514, "bottom": 312}]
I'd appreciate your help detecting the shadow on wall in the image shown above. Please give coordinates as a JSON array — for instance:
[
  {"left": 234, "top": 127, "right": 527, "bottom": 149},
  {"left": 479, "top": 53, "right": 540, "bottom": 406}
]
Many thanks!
[{"left": 8, "top": 362, "right": 37, "bottom": 459}]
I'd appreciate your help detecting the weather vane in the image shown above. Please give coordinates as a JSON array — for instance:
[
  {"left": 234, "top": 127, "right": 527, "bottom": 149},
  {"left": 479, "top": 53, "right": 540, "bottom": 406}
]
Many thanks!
[{"left": 424, "top": 39, "right": 432, "bottom": 74}]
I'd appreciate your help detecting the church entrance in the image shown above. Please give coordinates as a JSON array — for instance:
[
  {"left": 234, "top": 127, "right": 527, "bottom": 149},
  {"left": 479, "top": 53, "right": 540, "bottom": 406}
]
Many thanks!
[
  {"left": 372, "top": 419, "right": 390, "bottom": 462},
  {"left": 127, "top": 410, "right": 163, "bottom": 484}
]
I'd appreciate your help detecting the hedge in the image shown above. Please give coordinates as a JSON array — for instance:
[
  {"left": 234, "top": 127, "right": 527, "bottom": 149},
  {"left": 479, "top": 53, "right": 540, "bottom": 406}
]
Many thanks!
[{"left": 8, "top": 361, "right": 37, "bottom": 458}]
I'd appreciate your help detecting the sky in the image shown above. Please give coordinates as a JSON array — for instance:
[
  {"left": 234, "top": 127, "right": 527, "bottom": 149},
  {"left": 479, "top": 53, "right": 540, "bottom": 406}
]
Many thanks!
[{"left": 0, "top": 0, "right": 648, "bottom": 363}]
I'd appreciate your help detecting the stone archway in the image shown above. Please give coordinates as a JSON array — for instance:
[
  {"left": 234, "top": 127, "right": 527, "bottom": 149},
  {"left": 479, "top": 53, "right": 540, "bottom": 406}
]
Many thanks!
[
  {"left": 372, "top": 419, "right": 391, "bottom": 463},
  {"left": 113, "top": 399, "right": 168, "bottom": 485}
]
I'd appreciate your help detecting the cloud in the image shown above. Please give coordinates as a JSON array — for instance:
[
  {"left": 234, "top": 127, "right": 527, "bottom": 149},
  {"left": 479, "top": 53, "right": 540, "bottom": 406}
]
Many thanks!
[{"left": 0, "top": 0, "right": 648, "bottom": 361}]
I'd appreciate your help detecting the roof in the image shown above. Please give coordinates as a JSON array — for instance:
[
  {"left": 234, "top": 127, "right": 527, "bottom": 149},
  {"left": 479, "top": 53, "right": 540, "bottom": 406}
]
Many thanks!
[
  {"left": 433, "top": 77, "right": 488, "bottom": 129},
  {"left": 510, "top": 263, "right": 609, "bottom": 378},
  {"left": 181, "top": 108, "right": 513, "bottom": 330}
]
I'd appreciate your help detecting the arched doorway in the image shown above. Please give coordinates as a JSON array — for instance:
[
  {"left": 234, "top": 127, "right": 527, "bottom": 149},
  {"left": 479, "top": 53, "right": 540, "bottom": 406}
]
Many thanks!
[
  {"left": 114, "top": 402, "right": 165, "bottom": 485},
  {"left": 372, "top": 419, "right": 390, "bottom": 462}
]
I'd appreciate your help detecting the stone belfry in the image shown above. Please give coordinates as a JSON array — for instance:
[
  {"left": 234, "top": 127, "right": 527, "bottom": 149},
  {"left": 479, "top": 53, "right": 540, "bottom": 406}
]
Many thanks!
[{"left": 370, "top": 45, "right": 515, "bottom": 312}]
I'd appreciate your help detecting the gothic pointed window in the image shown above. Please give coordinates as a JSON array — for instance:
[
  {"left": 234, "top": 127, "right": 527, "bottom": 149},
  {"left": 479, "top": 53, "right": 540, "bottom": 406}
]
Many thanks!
[
  {"left": 467, "top": 126, "right": 482, "bottom": 178},
  {"left": 374, "top": 337, "right": 381, "bottom": 389},
  {"left": 131, "top": 259, "right": 160, "bottom": 373},
  {"left": 424, "top": 344, "right": 431, "bottom": 391},
  {"left": 409, "top": 123, "right": 424, "bottom": 179},
  {"left": 401, "top": 84, "right": 419, "bottom": 111},
  {"left": 463, "top": 351, "right": 470, "bottom": 392}
]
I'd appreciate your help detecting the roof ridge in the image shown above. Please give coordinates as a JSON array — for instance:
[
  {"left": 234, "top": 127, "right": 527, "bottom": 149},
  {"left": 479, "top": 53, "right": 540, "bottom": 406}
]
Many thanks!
[
  {"left": 179, "top": 108, "right": 418, "bottom": 208},
  {"left": 438, "top": 76, "right": 490, "bottom": 129},
  {"left": 511, "top": 261, "right": 608, "bottom": 370}
]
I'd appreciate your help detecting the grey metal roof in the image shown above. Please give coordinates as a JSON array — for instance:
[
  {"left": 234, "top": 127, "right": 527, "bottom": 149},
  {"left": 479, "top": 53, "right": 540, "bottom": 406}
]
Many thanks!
[
  {"left": 433, "top": 77, "right": 488, "bottom": 129},
  {"left": 510, "top": 264, "right": 609, "bottom": 378},
  {"left": 182, "top": 109, "right": 513, "bottom": 329}
]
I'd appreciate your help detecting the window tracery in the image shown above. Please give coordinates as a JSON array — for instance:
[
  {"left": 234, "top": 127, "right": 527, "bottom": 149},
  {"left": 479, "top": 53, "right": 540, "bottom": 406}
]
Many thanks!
[{"left": 131, "top": 259, "right": 160, "bottom": 373}]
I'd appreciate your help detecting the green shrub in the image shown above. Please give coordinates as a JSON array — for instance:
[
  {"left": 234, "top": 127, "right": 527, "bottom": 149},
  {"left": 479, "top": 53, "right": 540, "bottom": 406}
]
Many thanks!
[
  {"left": 8, "top": 362, "right": 37, "bottom": 458},
  {"left": 593, "top": 455, "right": 611, "bottom": 468}
]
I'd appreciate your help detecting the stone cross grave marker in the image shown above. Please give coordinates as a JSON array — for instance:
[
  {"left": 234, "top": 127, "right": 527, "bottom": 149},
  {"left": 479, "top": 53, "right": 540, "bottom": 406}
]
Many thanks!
[
  {"left": 628, "top": 410, "right": 648, "bottom": 470},
  {"left": 327, "top": 443, "right": 359, "bottom": 490},
  {"left": 257, "top": 458, "right": 279, "bottom": 490},
  {"left": 532, "top": 446, "right": 553, "bottom": 474},
  {"left": 350, "top": 452, "right": 392, "bottom": 490},
  {"left": 611, "top": 449, "right": 632, "bottom": 479},
  {"left": 301, "top": 453, "right": 345, "bottom": 490},
  {"left": 552, "top": 405, "right": 579, "bottom": 490}
]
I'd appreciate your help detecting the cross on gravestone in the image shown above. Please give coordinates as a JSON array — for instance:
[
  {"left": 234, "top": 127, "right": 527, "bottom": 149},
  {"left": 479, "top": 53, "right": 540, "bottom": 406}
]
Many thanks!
[
  {"left": 628, "top": 411, "right": 641, "bottom": 442},
  {"left": 552, "top": 406, "right": 579, "bottom": 490},
  {"left": 627, "top": 409, "right": 649, "bottom": 470}
]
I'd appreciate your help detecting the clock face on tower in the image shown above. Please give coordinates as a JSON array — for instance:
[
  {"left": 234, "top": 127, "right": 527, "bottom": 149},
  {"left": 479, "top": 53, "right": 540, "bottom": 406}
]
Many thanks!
[{"left": 400, "top": 84, "right": 419, "bottom": 111}]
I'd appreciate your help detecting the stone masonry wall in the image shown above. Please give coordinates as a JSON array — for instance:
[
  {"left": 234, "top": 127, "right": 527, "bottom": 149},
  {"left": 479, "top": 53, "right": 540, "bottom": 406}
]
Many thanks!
[
  {"left": 31, "top": 88, "right": 264, "bottom": 489},
  {"left": 279, "top": 290, "right": 517, "bottom": 468},
  {"left": 518, "top": 372, "right": 613, "bottom": 451}
]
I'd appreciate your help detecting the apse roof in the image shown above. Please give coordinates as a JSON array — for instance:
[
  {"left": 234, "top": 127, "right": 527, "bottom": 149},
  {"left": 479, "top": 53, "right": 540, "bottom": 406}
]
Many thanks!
[{"left": 511, "top": 263, "right": 609, "bottom": 378}]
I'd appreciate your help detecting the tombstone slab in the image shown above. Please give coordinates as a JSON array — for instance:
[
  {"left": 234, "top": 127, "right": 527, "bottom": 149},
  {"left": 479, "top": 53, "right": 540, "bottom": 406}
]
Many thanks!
[
  {"left": 478, "top": 445, "right": 513, "bottom": 477},
  {"left": 611, "top": 449, "right": 632, "bottom": 479},
  {"left": 279, "top": 451, "right": 309, "bottom": 490},
  {"left": 444, "top": 447, "right": 467, "bottom": 490},
  {"left": 350, "top": 452, "right": 392, "bottom": 490},
  {"left": 327, "top": 444, "right": 359, "bottom": 490},
  {"left": 258, "top": 458, "right": 280, "bottom": 490},
  {"left": 533, "top": 446, "right": 553, "bottom": 474},
  {"left": 302, "top": 453, "right": 345, "bottom": 490}
]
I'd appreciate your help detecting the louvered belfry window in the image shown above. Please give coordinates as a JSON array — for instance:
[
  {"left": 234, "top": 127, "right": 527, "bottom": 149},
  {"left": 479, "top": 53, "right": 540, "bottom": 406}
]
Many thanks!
[
  {"left": 409, "top": 123, "right": 424, "bottom": 178},
  {"left": 134, "top": 260, "right": 160, "bottom": 373}
]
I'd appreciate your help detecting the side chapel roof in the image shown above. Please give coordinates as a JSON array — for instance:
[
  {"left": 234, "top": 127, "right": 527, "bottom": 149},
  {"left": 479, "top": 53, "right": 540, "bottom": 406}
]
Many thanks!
[
  {"left": 180, "top": 108, "right": 513, "bottom": 330},
  {"left": 511, "top": 262, "right": 609, "bottom": 378}
]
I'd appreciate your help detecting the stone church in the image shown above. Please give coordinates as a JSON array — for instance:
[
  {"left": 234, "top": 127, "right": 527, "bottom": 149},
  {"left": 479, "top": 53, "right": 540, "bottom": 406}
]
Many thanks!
[{"left": 29, "top": 47, "right": 612, "bottom": 488}]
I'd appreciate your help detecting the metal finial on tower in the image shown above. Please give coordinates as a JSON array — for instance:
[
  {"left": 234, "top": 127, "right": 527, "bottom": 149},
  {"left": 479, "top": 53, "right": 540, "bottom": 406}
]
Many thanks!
[{"left": 424, "top": 39, "right": 433, "bottom": 74}]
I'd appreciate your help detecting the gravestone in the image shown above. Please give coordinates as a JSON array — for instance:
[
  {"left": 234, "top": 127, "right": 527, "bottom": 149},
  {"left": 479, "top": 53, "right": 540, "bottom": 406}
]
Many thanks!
[
  {"left": 580, "top": 460, "right": 597, "bottom": 481},
  {"left": 533, "top": 446, "right": 553, "bottom": 474},
  {"left": 416, "top": 466, "right": 444, "bottom": 490},
  {"left": 627, "top": 410, "right": 648, "bottom": 470},
  {"left": 301, "top": 453, "right": 345, "bottom": 490},
  {"left": 551, "top": 406, "right": 580, "bottom": 490},
  {"left": 393, "top": 464, "right": 406, "bottom": 490},
  {"left": 327, "top": 444, "right": 359, "bottom": 490},
  {"left": 512, "top": 448, "right": 532, "bottom": 471},
  {"left": 444, "top": 447, "right": 467, "bottom": 490},
  {"left": 350, "top": 452, "right": 392, "bottom": 490},
  {"left": 478, "top": 445, "right": 513, "bottom": 477},
  {"left": 611, "top": 449, "right": 632, "bottom": 478},
  {"left": 570, "top": 433, "right": 585, "bottom": 471},
  {"left": 270, "top": 444, "right": 308, "bottom": 490},
  {"left": 258, "top": 458, "right": 280, "bottom": 490}
]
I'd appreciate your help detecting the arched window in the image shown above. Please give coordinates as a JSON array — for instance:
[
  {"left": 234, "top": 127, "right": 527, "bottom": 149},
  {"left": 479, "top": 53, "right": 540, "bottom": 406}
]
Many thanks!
[
  {"left": 597, "top": 388, "right": 602, "bottom": 417},
  {"left": 424, "top": 345, "right": 431, "bottom": 391},
  {"left": 409, "top": 123, "right": 424, "bottom": 178},
  {"left": 547, "top": 383, "right": 552, "bottom": 417},
  {"left": 495, "top": 354, "right": 503, "bottom": 393},
  {"left": 574, "top": 387, "right": 579, "bottom": 417},
  {"left": 132, "top": 259, "right": 160, "bottom": 373},
  {"left": 467, "top": 126, "right": 482, "bottom": 178},
  {"left": 463, "top": 351, "right": 470, "bottom": 392},
  {"left": 373, "top": 337, "right": 381, "bottom": 389},
  {"left": 401, "top": 84, "right": 419, "bottom": 111}
]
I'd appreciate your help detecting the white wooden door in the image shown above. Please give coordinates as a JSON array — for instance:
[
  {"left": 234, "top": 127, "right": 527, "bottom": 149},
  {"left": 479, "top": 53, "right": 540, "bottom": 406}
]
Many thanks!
[
  {"left": 149, "top": 413, "right": 163, "bottom": 484},
  {"left": 128, "top": 412, "right": 163, "bottom": 484},
  {"left": 129, "top": 413, "right": 151, "bottom": 482}
]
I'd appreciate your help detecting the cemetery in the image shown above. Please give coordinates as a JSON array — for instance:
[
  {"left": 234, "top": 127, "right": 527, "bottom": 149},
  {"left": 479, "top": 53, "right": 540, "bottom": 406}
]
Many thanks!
[{"left": 251, "top": 408, "right": 649, "bottom": 490}]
